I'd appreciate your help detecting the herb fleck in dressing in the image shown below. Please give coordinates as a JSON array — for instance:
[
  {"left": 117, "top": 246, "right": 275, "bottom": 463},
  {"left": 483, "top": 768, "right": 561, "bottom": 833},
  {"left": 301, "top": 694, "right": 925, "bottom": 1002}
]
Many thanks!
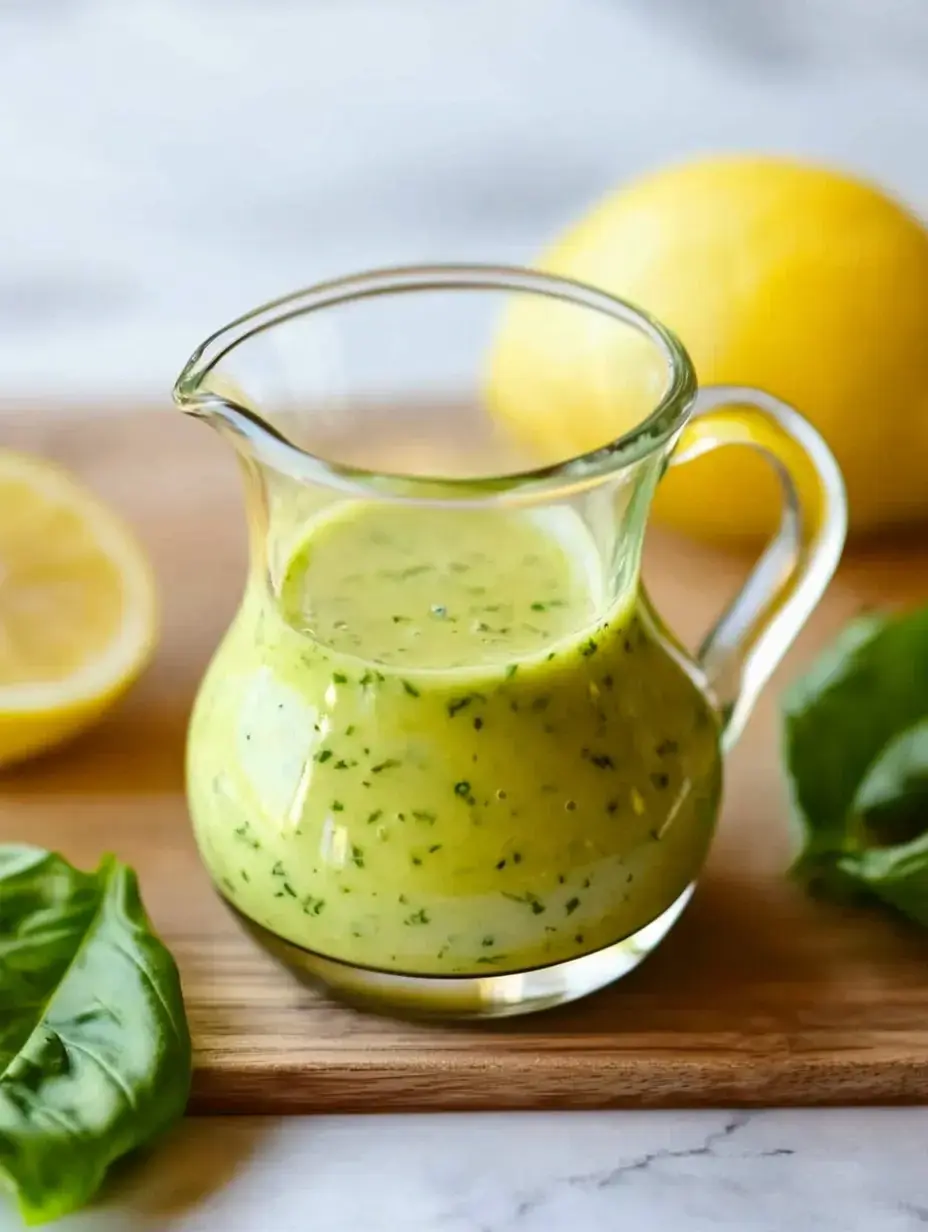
[{"left": 187, "top": 503, "right": 720, "bottom": 975}]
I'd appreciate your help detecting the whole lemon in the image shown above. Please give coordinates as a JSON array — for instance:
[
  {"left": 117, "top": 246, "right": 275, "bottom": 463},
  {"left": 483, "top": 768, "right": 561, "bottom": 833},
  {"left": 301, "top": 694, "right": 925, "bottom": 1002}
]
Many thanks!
[{"left": 489, "top": 156, "right": 928, "bottom": 539}]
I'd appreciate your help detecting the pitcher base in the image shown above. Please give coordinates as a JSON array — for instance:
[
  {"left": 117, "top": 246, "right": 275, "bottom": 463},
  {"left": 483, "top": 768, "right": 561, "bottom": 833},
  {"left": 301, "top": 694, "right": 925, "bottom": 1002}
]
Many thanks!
[{"left": 224, "top": 885, "right": 694, "bottom": 1020}]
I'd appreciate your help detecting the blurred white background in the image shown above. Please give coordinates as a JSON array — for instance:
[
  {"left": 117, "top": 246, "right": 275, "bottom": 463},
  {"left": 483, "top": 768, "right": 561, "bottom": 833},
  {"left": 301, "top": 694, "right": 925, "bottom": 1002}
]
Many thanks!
[{"left": 1, "top": 0, "right": 927, "bottom": 398}]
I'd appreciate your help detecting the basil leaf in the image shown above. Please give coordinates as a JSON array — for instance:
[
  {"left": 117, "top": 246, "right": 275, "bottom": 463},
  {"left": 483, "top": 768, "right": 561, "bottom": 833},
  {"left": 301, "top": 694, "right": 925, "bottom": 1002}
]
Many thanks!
[
  {"left": 831, "top": 830, "right": 928, "bottom": 928},
  {"left": 855, "top": 720, "right": 928, "bottom": 849},
  {"left": 783, "top": 607, "right": 928, "bottom": 925},
  {"left": 0, "top": 846, "right": 191, "bottom": 1226}
]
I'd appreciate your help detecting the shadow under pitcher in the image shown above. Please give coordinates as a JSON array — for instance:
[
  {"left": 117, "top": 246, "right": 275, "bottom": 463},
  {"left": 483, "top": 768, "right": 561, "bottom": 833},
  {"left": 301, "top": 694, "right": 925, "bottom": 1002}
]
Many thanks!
[{"left": 172, "top": 264, "right": 846, "bottom": 1019}]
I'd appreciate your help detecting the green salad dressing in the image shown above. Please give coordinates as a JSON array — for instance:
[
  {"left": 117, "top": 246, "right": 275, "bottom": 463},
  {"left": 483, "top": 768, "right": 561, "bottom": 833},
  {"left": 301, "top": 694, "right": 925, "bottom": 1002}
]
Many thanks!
[{"left": 187, "top": 503, "right": 721, "bottom": 975}]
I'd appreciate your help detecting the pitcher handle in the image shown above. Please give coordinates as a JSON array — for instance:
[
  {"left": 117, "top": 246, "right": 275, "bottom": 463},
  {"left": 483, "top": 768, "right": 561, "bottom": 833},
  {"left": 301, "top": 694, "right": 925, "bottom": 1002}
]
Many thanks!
[{"left": 668, "top": 385, "right": 847, "bottom": 751}]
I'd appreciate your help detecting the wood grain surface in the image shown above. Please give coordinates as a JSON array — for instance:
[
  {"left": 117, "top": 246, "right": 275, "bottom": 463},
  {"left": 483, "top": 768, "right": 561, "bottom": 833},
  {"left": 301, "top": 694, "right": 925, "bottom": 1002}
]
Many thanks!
[{"left": 2, "top": 406, "right": 927, "bottom": 1112}]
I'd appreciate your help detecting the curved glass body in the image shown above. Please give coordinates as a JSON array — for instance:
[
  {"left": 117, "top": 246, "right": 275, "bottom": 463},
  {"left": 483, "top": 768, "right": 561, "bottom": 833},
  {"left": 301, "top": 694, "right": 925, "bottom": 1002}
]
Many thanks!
[{"left": 174, "top": 266, "right": 846, "bottom": 1018}]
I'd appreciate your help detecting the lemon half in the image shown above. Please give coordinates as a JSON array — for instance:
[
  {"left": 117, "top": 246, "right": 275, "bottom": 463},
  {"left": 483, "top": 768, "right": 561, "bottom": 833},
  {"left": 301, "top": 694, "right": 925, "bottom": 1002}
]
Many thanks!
[
  {"left": 489, "top": 156, "right": 928, "bottom": 539},
  {"left": 0, "top": 450, "right": 157, "bottom": 766}
]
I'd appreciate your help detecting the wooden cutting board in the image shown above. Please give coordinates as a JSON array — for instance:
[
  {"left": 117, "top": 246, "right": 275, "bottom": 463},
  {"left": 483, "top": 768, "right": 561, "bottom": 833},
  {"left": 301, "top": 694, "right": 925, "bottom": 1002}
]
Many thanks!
[{"left": 2, "top": 406, "right": 927, "bottom": 1111}]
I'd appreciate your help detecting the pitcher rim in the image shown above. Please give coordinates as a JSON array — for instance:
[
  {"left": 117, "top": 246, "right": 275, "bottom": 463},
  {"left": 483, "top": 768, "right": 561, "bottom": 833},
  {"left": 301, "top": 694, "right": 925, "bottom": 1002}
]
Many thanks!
[{"left": 172, "top": 263, "right": 698, "bottom": 505}]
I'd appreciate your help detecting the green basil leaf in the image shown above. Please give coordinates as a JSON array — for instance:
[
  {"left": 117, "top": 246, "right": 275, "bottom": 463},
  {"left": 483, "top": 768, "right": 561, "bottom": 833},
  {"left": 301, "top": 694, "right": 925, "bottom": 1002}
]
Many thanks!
[
  {"left": 782, "top": 607, "right": 928, "bottom": 925},
  {"left": 832, "top": 830, "right": 928, "bottom": 928},
  {"left": 0, "top": 846, "right": 191, "bottom": 1226},
  {"left": 855, "top": 719, "right": 928, "bottom": 849}
]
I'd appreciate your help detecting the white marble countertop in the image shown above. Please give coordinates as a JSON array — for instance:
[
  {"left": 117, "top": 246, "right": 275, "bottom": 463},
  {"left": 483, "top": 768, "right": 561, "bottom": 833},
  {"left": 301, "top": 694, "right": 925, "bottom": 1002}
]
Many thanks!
[
  {"left": 2, "top": 1110, "right": 928, "bottom": 1231},
  {"left": 3, "top": 1, "right": 928, "bottom": 1228}
]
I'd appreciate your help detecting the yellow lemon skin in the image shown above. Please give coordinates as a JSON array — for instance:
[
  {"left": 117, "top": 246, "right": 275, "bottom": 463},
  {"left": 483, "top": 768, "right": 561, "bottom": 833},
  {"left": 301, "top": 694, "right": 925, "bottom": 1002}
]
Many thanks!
[
  {"left": 0, "top": 450, "right": 157, "bottom": 768},
  {"left": 0, "top": 693, "right": 129, "bottom": 769},
  {"left": 489, "top": 156, "right": 928, "bottom": 540}
]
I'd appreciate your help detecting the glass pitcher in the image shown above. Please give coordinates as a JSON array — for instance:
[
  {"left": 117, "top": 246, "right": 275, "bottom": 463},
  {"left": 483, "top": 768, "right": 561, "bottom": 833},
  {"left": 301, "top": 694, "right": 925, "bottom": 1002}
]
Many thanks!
[{"left": 173, "top": 265, "right": 846, "bottom": 1019}]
